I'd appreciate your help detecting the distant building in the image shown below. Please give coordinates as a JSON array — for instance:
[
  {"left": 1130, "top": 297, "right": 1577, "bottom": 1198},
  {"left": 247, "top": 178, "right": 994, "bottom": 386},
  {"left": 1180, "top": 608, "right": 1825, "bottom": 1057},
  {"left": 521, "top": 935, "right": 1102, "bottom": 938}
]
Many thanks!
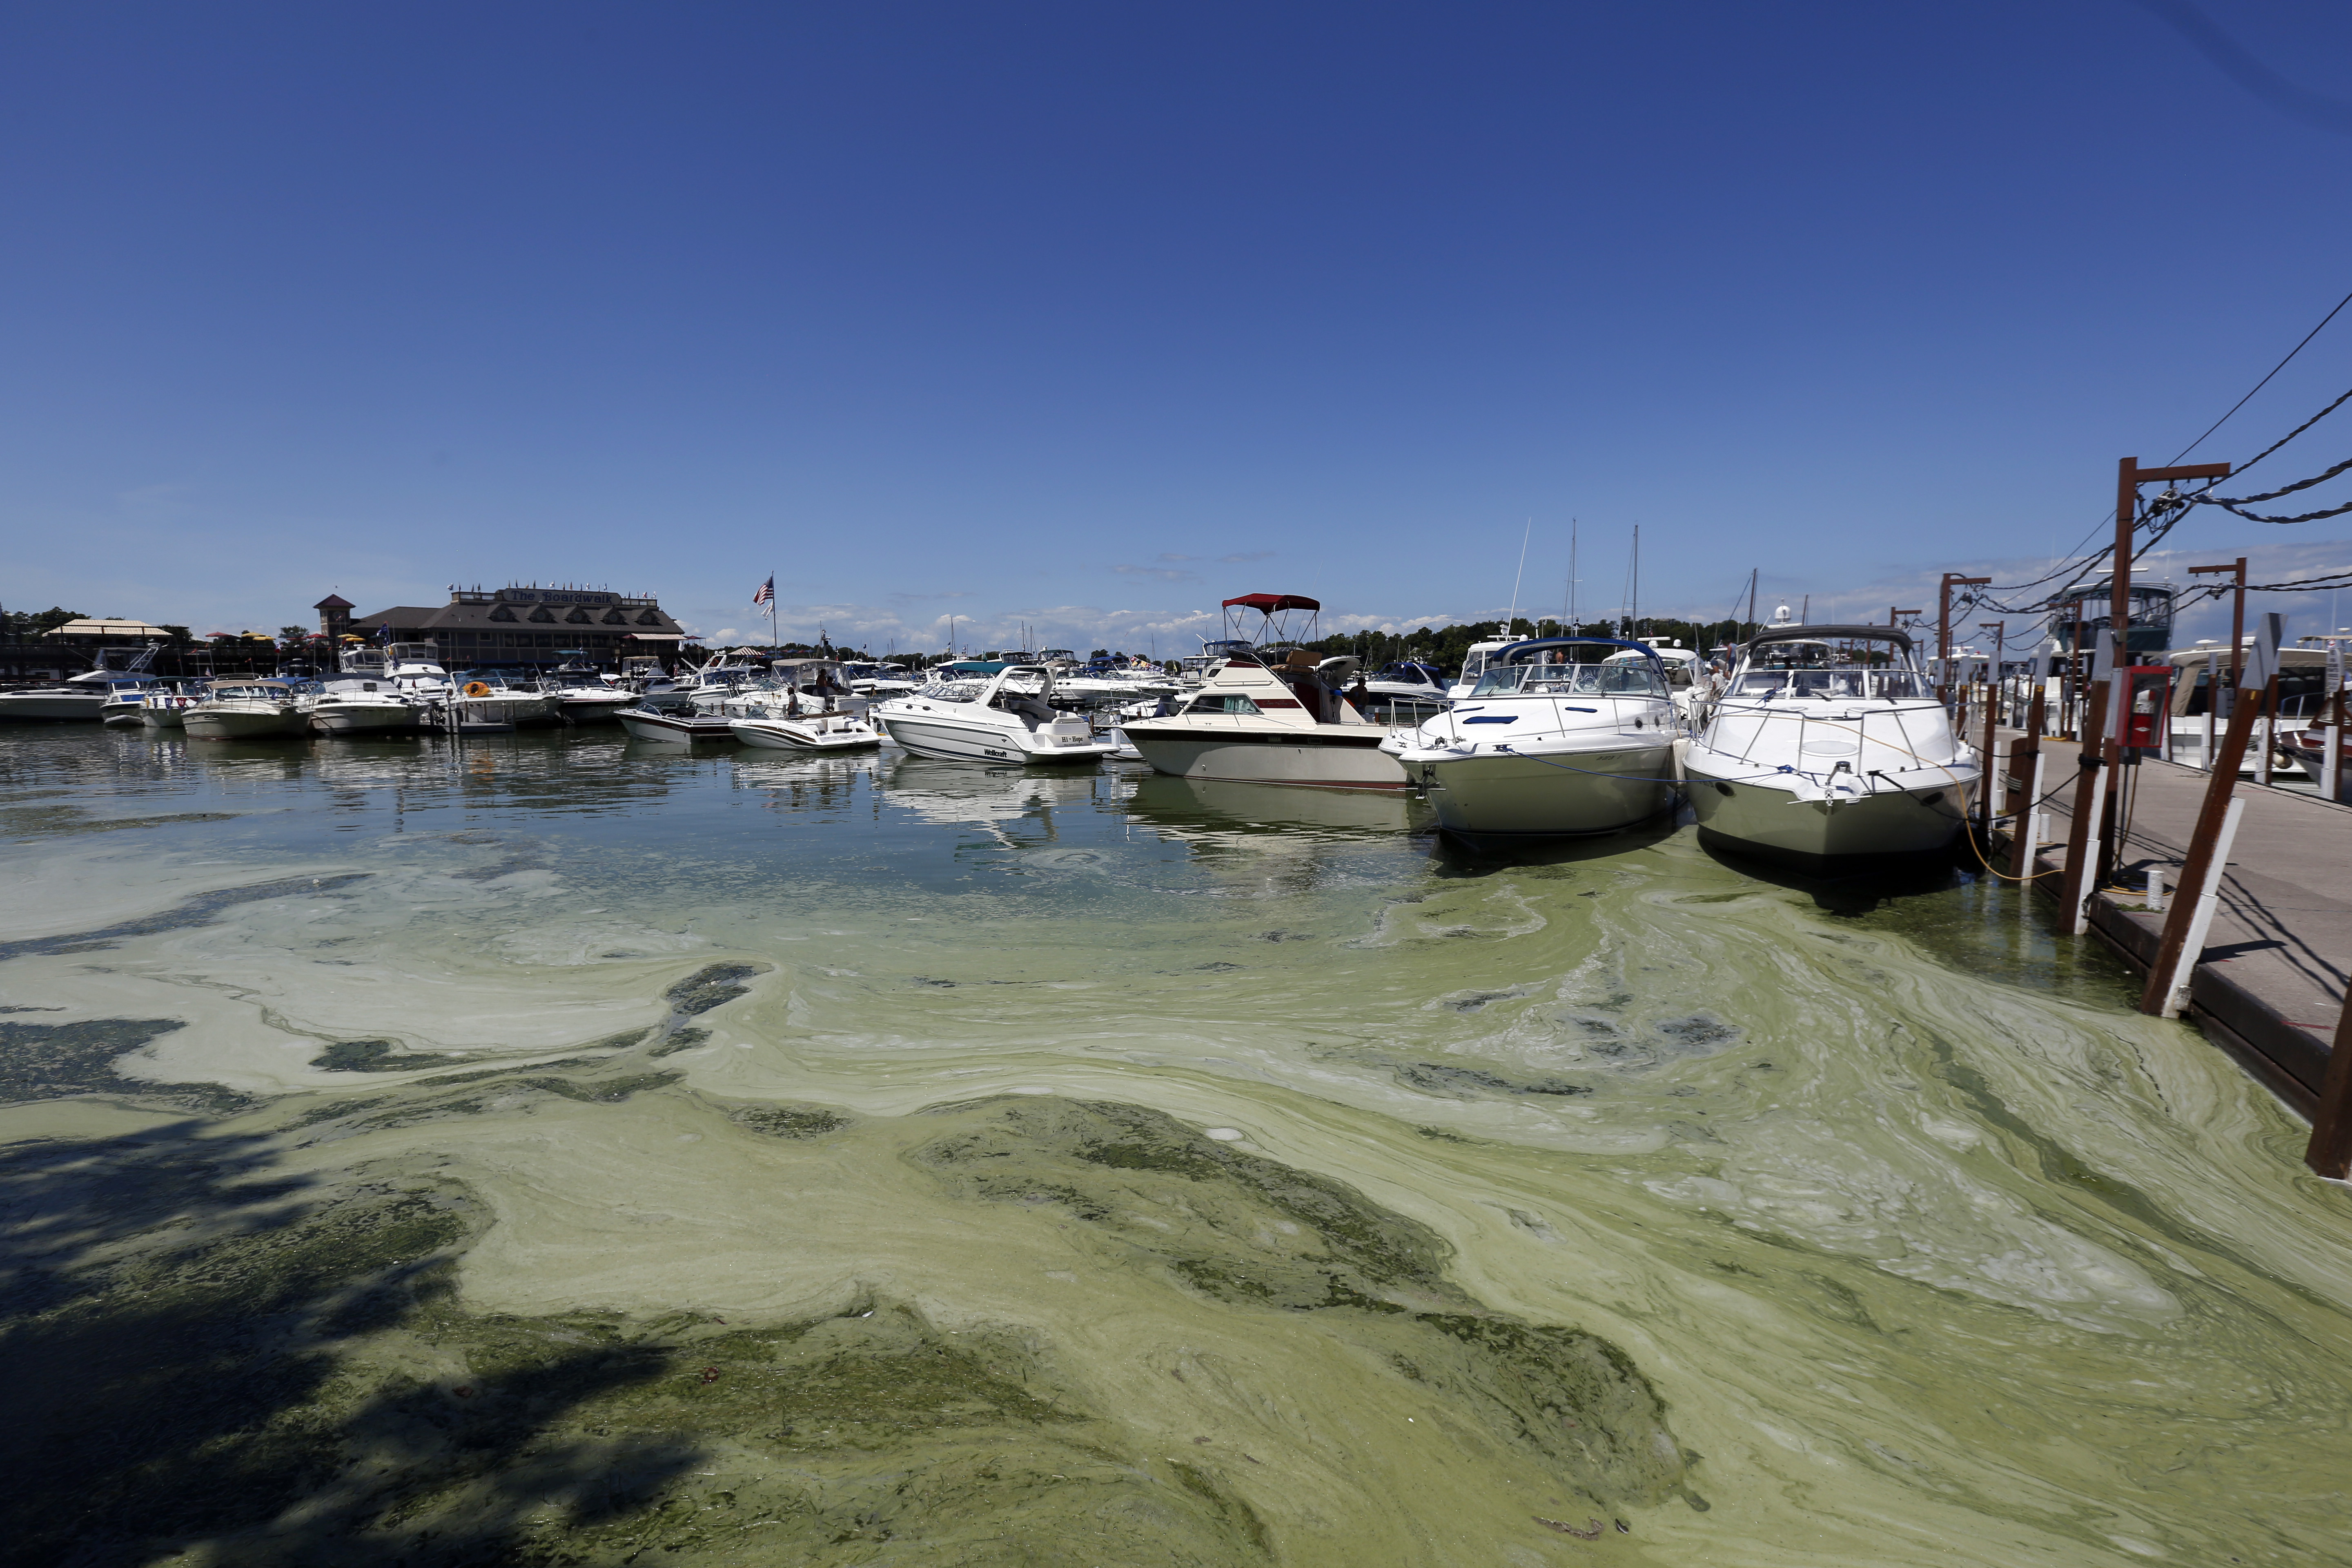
[
  {"left": 315, "top": 594, "right": 354, "bottom": 641},
  {"left": 346, "top": 585, "right": 686, "bottom": 668}
]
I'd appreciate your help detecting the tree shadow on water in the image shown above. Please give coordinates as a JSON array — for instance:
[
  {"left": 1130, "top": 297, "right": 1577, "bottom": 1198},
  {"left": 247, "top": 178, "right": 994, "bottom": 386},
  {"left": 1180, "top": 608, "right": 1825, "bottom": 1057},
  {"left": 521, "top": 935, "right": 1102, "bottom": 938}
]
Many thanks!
[{"left": 0, "top": 1121, "right": 700, "bottom": 1567}]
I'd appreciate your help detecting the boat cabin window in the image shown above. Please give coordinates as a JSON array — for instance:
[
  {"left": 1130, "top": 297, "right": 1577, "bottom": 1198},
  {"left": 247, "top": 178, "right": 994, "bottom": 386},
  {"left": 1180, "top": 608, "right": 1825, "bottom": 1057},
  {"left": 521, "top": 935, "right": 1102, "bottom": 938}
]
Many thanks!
[
  {"left": 1186, "top": 694, "right": 1263, "bottom": 716},
  {"left": 1472, "top": 662, "right": 1666, "bottom": 698}
]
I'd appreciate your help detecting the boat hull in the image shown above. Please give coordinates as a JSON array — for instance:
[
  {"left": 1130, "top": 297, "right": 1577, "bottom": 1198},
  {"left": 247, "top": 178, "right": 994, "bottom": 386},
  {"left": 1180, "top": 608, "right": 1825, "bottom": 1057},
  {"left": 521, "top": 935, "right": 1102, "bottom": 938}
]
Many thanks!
[
  {"left": 1123, "top": 722, "right": 1410, "bottom": 791},
  {"left": 0, "top": 693, "right": 107, "bottom": 722},
  {"left": 557, "top": 693, "right": 634, "bottom": 724},
  {"left": 310, "top": 703, "right": 420, "bottom": 734},
  {"left": 730, "top": 718, "right": 882, "bottom": 751},
  {"left": 1406, "top": 740, "right": 1677, "bottom": 837},
  {"left": 140, "top": 706, "right": 189, "bottom": 729},
  {"left": 185, "top": 706, "right": 304, "bottom": 740},
  {"left": 876, "top": 712, "right": 1114, "bottom": 764},
  {"left": 1683, "top": 762, "right": 1971, "bottom": 864},
  {"left": 617, "top": 708, "right": 739, "bottom": 744}
]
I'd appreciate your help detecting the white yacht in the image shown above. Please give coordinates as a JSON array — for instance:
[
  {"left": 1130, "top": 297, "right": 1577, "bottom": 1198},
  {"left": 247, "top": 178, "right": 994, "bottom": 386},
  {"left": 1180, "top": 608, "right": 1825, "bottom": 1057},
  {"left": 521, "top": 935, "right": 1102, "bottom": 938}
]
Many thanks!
[
  {"left": 1684, "top": 624, "right": 1977, "bottom": 864},
  {"left": 139, "top": 688, "right": 205, "bottom": 729},
  {"left": 385, "top": 643, "right": 459, "bottom": 703},
  {"left": 872, "top": 664, "right": 1116, "bottom": 763},
  {"left": 0, "top": 645, "right": 164, "bottom": 722},
  {"left": 98, "top": 679, "right": 167, "bottom": 726},
  {"left": 1621, "top": 640, "right": 1710, "bottom": 723},
  {"left": 1443, "top": 639, "right": 1515, "bottom": 700},
  {"left": 541, "top": 659, "right": 634, "bottom": 724},
  {"left": 615, "top": 706, "right": 739, "bottom": 743},
  {"left": 184, "top": 681, "right": 306, "bottom": 740},
  {"left": 1386, "top": 638, "right": 1680, "bottom": 840},
  {"left": 449, "top": 672, "right": 562, "bottom": 728},
  {"left": 305, "top": 649, "right": 421, "bottom": 735},
  {"left": 1120, "top": 595, "right": 1407, "bottom": 791}
]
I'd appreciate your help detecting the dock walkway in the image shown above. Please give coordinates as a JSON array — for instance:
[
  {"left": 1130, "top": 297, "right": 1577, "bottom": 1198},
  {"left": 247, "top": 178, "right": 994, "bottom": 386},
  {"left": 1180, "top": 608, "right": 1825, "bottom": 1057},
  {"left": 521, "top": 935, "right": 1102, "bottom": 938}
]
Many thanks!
[{"left": 1985, "top": 737, "right": 2350, "bottom": 1113}]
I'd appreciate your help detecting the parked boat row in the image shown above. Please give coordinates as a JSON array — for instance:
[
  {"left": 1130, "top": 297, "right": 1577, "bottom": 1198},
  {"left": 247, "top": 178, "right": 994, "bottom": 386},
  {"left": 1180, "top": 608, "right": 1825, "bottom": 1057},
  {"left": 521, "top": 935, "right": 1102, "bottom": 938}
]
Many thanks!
[{"left": 2, "top": 592, "right": 1991, "bottom": 866}]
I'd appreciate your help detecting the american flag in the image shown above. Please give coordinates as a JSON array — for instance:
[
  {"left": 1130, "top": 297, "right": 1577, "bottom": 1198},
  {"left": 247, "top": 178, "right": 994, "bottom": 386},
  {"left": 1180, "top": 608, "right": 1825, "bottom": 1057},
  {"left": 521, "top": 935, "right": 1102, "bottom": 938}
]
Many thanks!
[{"left": 752, "top": 575, "right": 774, "bottom": 607}]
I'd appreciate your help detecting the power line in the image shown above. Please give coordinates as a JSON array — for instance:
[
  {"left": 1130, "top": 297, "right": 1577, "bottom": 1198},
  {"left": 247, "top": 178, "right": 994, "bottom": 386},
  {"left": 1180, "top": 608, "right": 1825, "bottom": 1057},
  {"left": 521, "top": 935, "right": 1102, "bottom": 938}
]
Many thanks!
[{"left": 2170, "top": 283, "right": 2352, "bottom": 463}]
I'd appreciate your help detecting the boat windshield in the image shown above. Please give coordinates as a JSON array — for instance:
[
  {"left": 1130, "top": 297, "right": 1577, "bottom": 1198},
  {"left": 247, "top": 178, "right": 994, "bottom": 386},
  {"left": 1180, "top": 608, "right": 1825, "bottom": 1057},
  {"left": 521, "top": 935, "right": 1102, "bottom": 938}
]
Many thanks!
[
  {"left": 1732, "top": 664, "right": 1926, "bottom": 700},
  {"left": 918, "top": 680, "right": 986, "bottom": 702},
  {"left": 1471, "top": 662, "right": 1667, "bottom": 697}
]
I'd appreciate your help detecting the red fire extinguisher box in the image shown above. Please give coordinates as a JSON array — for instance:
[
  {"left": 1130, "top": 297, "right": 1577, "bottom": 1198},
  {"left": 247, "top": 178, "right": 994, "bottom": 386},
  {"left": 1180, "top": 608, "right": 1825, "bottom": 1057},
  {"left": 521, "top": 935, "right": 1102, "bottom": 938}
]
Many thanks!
[{"left": 2122, "top": 666, "right": 2172, "bottom": 751}]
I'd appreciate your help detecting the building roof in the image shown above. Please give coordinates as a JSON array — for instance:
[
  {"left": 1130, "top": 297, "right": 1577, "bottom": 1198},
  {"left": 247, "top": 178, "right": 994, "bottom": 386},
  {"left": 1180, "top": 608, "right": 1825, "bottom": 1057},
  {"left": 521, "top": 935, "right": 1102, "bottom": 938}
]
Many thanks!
[
  {"left": 42, "top": 618, "right": 174, "bottom": 638},
  {"left": 350, "top": 597, "right": 684, "bottom": 635},
  {"left": 314, "top": 594, "right": 354, "bottom": 610}
]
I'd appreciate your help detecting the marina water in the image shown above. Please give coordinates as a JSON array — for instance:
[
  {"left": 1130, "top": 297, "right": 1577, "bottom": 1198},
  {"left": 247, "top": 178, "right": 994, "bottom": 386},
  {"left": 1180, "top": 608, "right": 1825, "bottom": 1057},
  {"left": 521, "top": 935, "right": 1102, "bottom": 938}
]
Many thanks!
[{"left": 4, "top": 727, "right": 2349, "bottom": 1565}]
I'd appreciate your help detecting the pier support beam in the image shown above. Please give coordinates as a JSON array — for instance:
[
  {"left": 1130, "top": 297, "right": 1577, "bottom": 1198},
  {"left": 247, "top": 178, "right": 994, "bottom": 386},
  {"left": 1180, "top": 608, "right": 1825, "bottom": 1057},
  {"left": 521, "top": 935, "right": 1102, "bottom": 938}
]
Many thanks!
[{"left": 2307, "top": 982, "right": 2352, "bottom": 1180}]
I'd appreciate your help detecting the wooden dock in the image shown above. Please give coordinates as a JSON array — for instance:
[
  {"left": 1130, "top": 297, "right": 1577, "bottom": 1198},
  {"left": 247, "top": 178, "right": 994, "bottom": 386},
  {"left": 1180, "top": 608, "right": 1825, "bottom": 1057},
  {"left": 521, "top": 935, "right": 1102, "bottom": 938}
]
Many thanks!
[{"left": 1985, "top": 737, "right": 2351, "bottom": 1116}]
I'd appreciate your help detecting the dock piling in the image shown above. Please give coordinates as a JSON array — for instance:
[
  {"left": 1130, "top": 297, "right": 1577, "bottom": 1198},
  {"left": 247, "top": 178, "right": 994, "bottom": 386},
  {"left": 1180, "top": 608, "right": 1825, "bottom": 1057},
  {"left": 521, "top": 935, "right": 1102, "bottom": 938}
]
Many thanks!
[
  {"left": 2138, "top": 677, "right": 2265, "bottom": 1016},
  {"left": 2057, "top": 683, "right": 2111, "bottom": 936}
]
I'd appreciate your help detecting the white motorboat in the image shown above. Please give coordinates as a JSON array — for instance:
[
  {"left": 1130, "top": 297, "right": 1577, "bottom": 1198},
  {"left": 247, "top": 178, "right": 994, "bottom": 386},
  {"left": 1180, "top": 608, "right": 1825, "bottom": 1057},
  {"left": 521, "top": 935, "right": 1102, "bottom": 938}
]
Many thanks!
[
  {"left": 729, "top": 709, "right": 883, "bottom": 751},
  {"left": 0, "top": 645, "right": 164, "bottom": 722},
  {"left": 616, "top": 706, "right": 740, "bottom": 744},
  {"left": 139, "top": 688, "right": 204, "bottom": 728},
  {"left": 541, "top": 658, "right": 635, "bottom": 724},
  {"left": 305, "top": 650, "right": 421, "bottom": 735},
  {"left": 1619, "top": 641, "right": 1710, "bottom": 723},
  {"left": 184, "top": 680, "right": 306, "bottom": 740},
  {"left": 385, "top": 642, "right": 459, "bottom": 703},
  {"left": 1361, "top": 660, "right": 1451, "bottom": 704},
  {"left": 1387, "top": 638, "right": 1681, "bottom": 840},
  {"left": 1443, "top": 639, "right": 1515, "bottom": 701},
  {"left": 450, "top": 673, "right": 562, "bottom": 728},
  {"left": 1684, "top": 623, "right": 1978, "bottom": 865},
  {"left": 1120, "top": 594, "right": 1408, "bottom": 791},
  {"left": 98, "top": 679, "right": 167, "bottom": 726},
  {"left": 871, "top": 664, "right": 1117, "bottom": 764}
]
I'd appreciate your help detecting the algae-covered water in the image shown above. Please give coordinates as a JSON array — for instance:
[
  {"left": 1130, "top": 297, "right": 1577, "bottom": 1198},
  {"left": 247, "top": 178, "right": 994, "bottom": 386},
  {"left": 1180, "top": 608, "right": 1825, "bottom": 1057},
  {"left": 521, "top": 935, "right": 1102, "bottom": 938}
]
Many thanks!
[{"left": 4, "top": 728, "right": 2349, "bottom": 1566}]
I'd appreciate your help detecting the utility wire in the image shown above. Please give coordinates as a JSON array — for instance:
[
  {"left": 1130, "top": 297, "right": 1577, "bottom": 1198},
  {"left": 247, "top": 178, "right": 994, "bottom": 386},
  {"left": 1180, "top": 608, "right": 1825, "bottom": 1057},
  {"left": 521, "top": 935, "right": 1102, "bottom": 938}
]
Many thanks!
[{"left": 2171, "top": 283, "right": 2352, "bottom": 463}]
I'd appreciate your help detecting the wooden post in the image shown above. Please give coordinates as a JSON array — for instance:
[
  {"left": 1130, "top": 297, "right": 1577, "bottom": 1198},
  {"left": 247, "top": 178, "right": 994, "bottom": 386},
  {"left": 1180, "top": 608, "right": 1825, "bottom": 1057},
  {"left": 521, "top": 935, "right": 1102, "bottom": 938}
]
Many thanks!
[
  {"left": 2323, "top": 688, "right": 2345, "bottom": 804},
  {"left": 1980, "top": 678, "right": 2000, "bottom": 832},
  {"left": 2138, "top": 684, "right": 2266, "bottom": 1014},
  {"left": 2308, "top": 978, "right": 2352, "bottom": 1179},
  {"left": 2058, "top": 683, "right": 2111, "bottom": 935},
  {"left": 2008, "top": 738, "right": 2046, "bottom": 882}
]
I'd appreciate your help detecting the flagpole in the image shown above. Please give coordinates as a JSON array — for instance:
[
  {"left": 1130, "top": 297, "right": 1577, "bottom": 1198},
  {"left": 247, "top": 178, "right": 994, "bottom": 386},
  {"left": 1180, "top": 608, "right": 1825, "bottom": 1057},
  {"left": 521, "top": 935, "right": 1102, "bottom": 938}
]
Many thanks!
[{"left": 768, "top": 570, "right": 778, "bottom": 653}]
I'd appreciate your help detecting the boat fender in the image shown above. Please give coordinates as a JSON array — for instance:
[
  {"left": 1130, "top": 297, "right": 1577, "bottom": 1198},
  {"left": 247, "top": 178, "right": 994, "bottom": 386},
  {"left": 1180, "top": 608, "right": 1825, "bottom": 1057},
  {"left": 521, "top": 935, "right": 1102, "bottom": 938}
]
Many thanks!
[{"left": 464, "top": 682, "right": 492, "bottom": 697}]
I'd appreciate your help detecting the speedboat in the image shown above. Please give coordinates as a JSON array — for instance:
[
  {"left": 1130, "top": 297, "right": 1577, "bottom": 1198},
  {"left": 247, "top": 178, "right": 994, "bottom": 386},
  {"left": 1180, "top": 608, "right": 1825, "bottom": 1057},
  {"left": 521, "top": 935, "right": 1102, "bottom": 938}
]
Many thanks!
[
  {"left": 871, "top": 664, "right": 1117, "bottom": 763},
  {"left": 139, "top": 687, "right": 205, "bottom": 728},
  {"left": 615, "top": 706, "right": 740, "bottom": 743},
  {"left": 184, "top": 680, "right": 306, "bottom": 740},
  {"left": 542, "top": 658, "right": 635, "bottom": 724},
  {"left": 305, "top": 649, "right": 421, "bottom": 735},
  {"left": 730, "top": 707, "right": 883, "bottom": 751},
  {"left": 451, "top": 672, "right": 562, "bottom": 728},
  {"left": 1120, "top": 594, "right": 1408, "bottom": 791},
  {"left": 1683, "top": 623, "right": 1977, "bottom": 865},
  {"left": 1619, "top": 641, "right": 1710, "bottom": 723},
  {"left": 98, "top": 679, "right": 167, "bottom": 726},
  {"left": 1361, "top": 660, "right": 1450, "bottom": 704},
  {"left": 1386, "top": 638, "right": 1680, "bottom": 840}
]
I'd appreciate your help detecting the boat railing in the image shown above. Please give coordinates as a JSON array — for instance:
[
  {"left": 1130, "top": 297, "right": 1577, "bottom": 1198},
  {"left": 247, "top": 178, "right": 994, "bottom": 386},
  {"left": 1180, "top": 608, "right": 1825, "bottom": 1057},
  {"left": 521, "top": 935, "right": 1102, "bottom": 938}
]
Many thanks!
[{"left": 1706, "top": 700, "right": 1954, "bottom": 779}]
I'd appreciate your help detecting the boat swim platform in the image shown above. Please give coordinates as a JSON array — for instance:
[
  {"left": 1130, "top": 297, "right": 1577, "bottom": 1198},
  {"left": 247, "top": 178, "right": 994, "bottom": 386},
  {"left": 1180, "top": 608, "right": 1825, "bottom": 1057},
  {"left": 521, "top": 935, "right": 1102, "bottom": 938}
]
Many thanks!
[{"left": 1980, "top": 734, "right": 2350, "bottom": 1118}]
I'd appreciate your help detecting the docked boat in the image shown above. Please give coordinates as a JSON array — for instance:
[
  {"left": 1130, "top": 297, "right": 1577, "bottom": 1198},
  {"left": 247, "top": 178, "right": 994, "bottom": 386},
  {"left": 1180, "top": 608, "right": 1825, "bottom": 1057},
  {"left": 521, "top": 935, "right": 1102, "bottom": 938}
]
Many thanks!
[
  {"left": 1120, "top": 594, "right": 1408, "bottom": 791},
  {"left": 729, "top": 708, "right": 883, "bottom": 751},
  {"left": 1361, "top": 660, "right": 1451, "bottom": 705},
  {"left": 306, "top": 650, "right": 421, "bottom": 735},
  {"left": 1683, "top": 623, "right": 1977, "bottom": 865},
  {"left": 1443, "top": 639, "right": 1515, "bottom": 701},
  {"left": 98, "top": 679, "right": 167, "bottom": 726},
  {"left": 871, "top": 664, "right": 1117, "bottom": 763},
  {"left": 450, "top": 673, "right": 562, "bottom": 728},
  {"left": 1386, "top": 638, "right": 1681, "bottom": 840},
  {"left": 542, "top": 658, "right": 635, "bottom": 724},
  {"left": 0, "top": 645, "right": 163, "bottom": 722},
  {"left": 615, "top": 706, "right": 740, "bottom": 743},
  {"left": 139, "top": 687, "right": 205, "bottom": 728},
  {"left": 184, "top": 680, "right": 306, "bottom": 740},
  {"left": 385, "top": 642, "right": 459, "bottom": 704}
]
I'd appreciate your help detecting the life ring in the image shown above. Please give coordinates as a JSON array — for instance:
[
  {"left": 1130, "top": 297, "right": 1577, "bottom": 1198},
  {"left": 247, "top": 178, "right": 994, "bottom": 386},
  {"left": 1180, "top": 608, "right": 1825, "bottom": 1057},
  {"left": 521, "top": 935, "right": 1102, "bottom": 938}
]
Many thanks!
[{"left": 463, "top": 682, "right": 492, "bottom": 697}]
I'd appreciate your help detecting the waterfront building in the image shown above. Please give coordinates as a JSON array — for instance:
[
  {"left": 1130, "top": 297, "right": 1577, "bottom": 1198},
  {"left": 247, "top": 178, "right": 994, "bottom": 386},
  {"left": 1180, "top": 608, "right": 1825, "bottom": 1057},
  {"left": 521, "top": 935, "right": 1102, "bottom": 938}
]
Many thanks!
[{"left": 346, "top": 585, "right": 687, "bottom": 670}]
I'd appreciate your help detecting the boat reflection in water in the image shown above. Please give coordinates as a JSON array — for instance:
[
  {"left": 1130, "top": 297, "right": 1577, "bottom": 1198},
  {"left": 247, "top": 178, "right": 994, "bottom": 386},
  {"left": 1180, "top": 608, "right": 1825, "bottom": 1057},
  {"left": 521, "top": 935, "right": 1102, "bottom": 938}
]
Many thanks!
[
  {"left": 876, "top": 755, "right": 1117, "bottom": 837},
  {"left": 1123, "top": 771, "right": 1416, "bottom": 838}
]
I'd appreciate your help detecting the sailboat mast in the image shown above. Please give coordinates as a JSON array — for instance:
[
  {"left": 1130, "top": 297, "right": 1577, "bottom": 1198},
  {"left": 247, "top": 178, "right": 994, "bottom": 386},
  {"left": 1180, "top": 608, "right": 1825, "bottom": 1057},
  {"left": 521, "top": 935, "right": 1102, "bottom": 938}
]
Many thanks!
[
  {"left": 1631, "top": 525, "right": 1640, "bottom": 640},
  {"left": 1744, "top": 568, "right": 1758, "bottom": 636}
]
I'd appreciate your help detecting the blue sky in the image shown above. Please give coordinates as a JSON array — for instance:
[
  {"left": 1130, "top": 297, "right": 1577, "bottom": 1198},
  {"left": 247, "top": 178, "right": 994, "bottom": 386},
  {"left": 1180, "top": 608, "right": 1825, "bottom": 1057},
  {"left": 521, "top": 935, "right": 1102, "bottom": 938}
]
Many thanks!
[{"left": 4, "top": 1, "right": 2350, "bottom": 654}]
